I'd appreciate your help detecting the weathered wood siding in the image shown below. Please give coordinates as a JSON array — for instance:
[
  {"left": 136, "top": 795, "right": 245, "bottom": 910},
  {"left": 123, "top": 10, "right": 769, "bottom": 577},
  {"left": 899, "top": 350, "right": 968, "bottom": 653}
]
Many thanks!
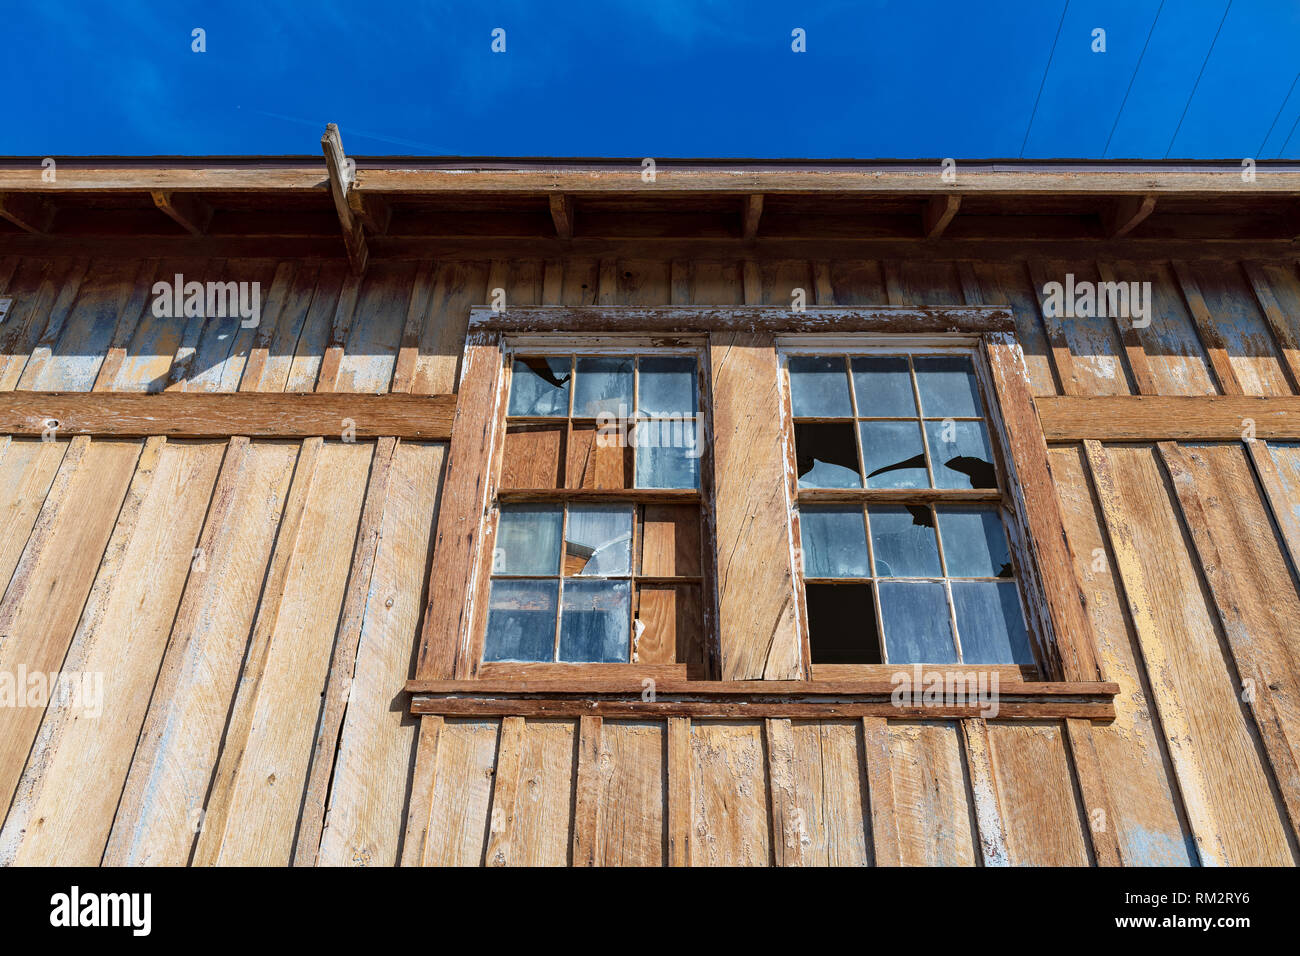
[{"left": 1, "top": 253, "right": 1298, "bottom": 865}]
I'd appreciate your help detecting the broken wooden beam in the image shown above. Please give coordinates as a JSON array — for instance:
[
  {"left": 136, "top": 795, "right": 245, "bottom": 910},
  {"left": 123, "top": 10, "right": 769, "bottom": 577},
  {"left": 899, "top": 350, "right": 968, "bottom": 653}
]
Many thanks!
[{"left": 321, "top": 123, "right": 369, "bottom": 275}]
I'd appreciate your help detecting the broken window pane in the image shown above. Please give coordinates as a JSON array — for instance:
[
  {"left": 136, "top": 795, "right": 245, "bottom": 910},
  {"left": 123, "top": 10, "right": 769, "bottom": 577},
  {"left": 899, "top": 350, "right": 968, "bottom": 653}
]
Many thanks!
[
  {"left": 859, "top": 421, "right": 927, "bottom": 489},
  {"left": 924, "top": 420, "right": 996, "bottom": 489},
  {"left": 483, "top": 579, "right": 559, "bottom": 662},
  {"left": 937, "top": 506, "right": 1013, "bottom": 578},
  {"left": 508, "top": 356, "right": 571, "bottom": 417},
  {"left": 795, "top": 422, "right": 862, "bottom": 488},
  {"left": 878, "top": 581, "right": 957, "bottom": 664},
  {"left": 914, "top": 355, "right": 983, "bottom": 419},
  {"left": 851, "top": 356, "right": 917, "bottom": 417},
  {"left": 800, "top": 505, "right": 869, "bottom": 577},
  {"left": 638, "top": 357, "right": 697, "bottom": 417},
  {"left": 789, "top": 356, "right": 853, "bottom": 418},
  {"left": 558, "top": 579, "right": 630, "bottom": 662},
  {"left": 805, "top": 583, "right": 881, "bottom": 664},
  {"left": 869, "top": 505, "right": 942, "bottom": 577},
  {"left": 565, "top": 504, "right": 633, "bottom": 576},
  {"left": 952, "top": 581, "right": 1032, "bottom": 664},
  {"left": 573, "top": 357, "right": 633, "bottom": 417},
  {"left": 493, "top": 504, "right": 562, "bottom": 575}
]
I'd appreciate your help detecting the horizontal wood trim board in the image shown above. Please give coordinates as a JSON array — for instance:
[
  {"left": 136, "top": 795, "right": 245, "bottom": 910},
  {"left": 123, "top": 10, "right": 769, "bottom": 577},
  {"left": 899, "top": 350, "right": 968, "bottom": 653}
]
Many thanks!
[
  {"left": 1038, "top": 396, "right": 1300, "bottom": 441},
  {"left": 407, "top": 678, "right": 1116, "bottom": 697},
  {"left": 6, "top": 162, "right": 1300, "bottom": 195},
  {"left": 0, "top": 392, "right": 455, "bottom": 439},
  {"left": 408, "top": 695, "right": 1115, "bottom": 721},
  {"left": 5, "top": 237, "right": 1300, "bottom": 263},
  {"left": 472, "top": 305, "right": 1015, "bottom": 334}
]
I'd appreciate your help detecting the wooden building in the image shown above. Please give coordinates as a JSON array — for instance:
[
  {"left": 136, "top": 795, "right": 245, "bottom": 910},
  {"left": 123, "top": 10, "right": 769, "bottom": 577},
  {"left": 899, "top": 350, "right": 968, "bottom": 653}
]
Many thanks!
[{"left": 0, "top": 138, "right": 1298, "bottom": 866}]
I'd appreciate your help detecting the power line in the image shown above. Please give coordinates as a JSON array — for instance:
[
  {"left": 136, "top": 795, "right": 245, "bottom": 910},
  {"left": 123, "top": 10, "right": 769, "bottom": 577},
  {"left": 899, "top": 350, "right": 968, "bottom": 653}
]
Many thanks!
[
  {"left": 1020, "top": 0, "right": 1070, "bottom": 158},
  {"left": 1164, "top": 0, "right": 1232, "bottom": 158},
  {"left": 1258, "top": 70, "right": 1300, "bottom": 158},
  {"left": 1103, "top": 0, "right": 1165, "bottom": 158},
  {"left": 1279, "top": 109, "right": 1300, "bottom": 157}
]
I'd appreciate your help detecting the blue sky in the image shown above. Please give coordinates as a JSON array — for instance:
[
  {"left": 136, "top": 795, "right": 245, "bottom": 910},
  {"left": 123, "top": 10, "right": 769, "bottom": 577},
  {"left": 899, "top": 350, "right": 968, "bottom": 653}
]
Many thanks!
[{"left": 3, "top": 0, "right": 1298, "bottom": 158}]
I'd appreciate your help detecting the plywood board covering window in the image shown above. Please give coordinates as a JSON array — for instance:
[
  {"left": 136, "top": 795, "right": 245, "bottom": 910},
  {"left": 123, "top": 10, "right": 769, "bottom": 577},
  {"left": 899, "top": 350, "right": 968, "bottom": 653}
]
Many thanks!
[{"left": 781, "top": 341, "right": 1035, "bottom": 671}]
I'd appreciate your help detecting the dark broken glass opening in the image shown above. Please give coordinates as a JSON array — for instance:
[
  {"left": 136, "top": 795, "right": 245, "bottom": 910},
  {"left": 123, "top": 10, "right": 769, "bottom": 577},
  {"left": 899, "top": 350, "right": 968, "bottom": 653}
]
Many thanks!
[
  {"left": 806, "top": 583, "right": 881, "bottom": 664},
  {"left": 795, "top": 422, "right": 861, "bottom": 488}
]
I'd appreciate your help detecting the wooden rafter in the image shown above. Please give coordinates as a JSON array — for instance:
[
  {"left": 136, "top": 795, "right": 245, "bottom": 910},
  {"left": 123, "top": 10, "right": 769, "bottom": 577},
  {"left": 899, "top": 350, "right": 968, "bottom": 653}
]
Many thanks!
[
  {"left": 548, "top": 194, "right": 574, "bottom": 238},
  {"left": 1103, "top": 194, "right": 1156, "bottom": 238},
  {"left": 0, "top": 192, "right": 55, "bottom": 234},
  {"left": 321, "top": 123, "right": 369, "bottom": 275},
  {"left": 923, "top": 194, "right": 961, "bottom": 238},
  {"left": 742, "top": 194, "right": 764, "bottom": 239},
  {"left": 150, "top": 190, "right": 212, "bottom": 236},
  {"left": 347, "top": 192, "right": 391, "bottom": 235}
]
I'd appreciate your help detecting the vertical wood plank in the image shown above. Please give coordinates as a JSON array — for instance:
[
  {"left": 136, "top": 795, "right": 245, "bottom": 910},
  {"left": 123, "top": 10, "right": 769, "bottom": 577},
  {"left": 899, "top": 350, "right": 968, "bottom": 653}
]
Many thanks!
[
  {"left": 399, "top": 715, "right": 443, "bottom": 867},
  {"left": 1158, "top": 440, "right": 1300, "bottom": 849},
  {"left": 765, "top": 717, "right": 803, "bottom": 867},
  {"left": 415, "top": 332, "right": 503, "bottom": 679},
  {"left": 709, "top": 331, "right": 801, "bottom": 680},
  {"left": 861, "top": 717, "right": 900, "bottom": 866},
  {"left": 571, "top": 715, "right": 603, "bottom": 867},
  {"left": 484, "top": 716, "right": 526, "bottom": 866},
  {"left": 667, "top": 716, "right": 692, "bottom": 867},
  {"left": 1064, "top": 716, "right": 1124, "bottom": 866},
  {"left": 959, "top": 718, "right": 1010, "bottom": 866},
  {"left": 1172, "top": 260, "right": 1244, "bottom": 395},
  {"left": 981, "top": 333, "right": 1100, "bottom": 682}
]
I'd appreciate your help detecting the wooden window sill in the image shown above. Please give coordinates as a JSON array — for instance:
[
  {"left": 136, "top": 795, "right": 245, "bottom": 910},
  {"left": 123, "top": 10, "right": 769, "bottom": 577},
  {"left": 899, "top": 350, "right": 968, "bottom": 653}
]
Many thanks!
[{"left": 405, "top": 676, "right": 1118, "bottom": 721}]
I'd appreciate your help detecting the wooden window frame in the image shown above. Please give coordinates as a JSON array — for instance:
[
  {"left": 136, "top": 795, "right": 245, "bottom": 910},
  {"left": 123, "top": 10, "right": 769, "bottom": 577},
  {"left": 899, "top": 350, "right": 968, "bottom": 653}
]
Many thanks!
[
  {"left": 776, "top": 334, "right": 1039, "bottom": 681},
  {"left": 413, "top": 306, "right": 1100, "bottom": 685},
  {"left": 472, "top": 335, "right": 716, "bottom": 679}
]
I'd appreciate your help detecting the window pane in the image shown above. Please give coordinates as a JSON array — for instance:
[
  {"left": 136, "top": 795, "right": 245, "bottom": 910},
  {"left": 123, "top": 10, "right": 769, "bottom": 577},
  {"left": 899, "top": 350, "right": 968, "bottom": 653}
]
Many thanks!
[
  {"left": 638, "top": 357, "right": 697, "bottom": 417},
  {"left": 851, "top": 356, "right": 917, "bottom": 417},
  {"left": 805, "top": 583, "right": 881, "bottom": 664},
  {"left": 493, "top": 504, "right": 562, "bottom": 574},
  {"left": 573, "top": 357, "right": 632, "bottom": 417},
  {"left": 559, "top": 579, "right": 630, "bottom": 662},
  {"left": 878, "top": 581, "right": 957, "bottom": 664},
  {"left": 914, "top": 356, "right": 983, "bottom": 418},
  {"left": 952, "top": 581, "right": 1033, "bottom": 664},
  {"left": 800, "top": 506, "right": 869, "bottom": 577},
  {"left": 483, "top": 579, "right": 559, "bottom": 662},
  {"left": 937, "top": 506, "right": 1013, "bottom": 578},
  {"left": 565, "top": 504, "right": 633, "bottom": 576},
  {"left": 924, "top": 420, "right": 996, "bottom": 489},
  {"left": 508, "top": 356, "right": 571, "bottom": 417},
  {"left": 789, "top": 356, "right": 853, "bottom": 418},
  {"left": 859, "top": 421, "right": 927, "bottom": 489},
  {"left": 635, "top": 438, "right": 700, "bottom": 489},
  {"left": 795, "top": 422, "right": 861, "bottom": 488},
  {"left": 869, "top": 505, "right": 942, "bottom": 577}
]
